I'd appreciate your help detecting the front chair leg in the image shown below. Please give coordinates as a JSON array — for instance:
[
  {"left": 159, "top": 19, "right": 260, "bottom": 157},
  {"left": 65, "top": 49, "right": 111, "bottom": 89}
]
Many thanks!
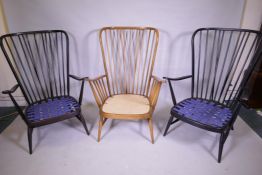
[
  {"left": 27, "top": 127, "right": 33, "bottom": 154},
  {"left": 97, "top": 117, "right": 104, "bottom": 142},
  {"left": 97, "top": 117, "right": 108, "bottom": 142},
  {"left": 78, "top": 113, "right": 89, "bottom": 135},
  {"left": 218, "top": 132, "right": 225, "bottom": 163},
  {"left": 163, "top": 115, "right": 175, "bottom": 136},
  {"left": 148, "top": 118, "right": 154, "bottom": 144}
]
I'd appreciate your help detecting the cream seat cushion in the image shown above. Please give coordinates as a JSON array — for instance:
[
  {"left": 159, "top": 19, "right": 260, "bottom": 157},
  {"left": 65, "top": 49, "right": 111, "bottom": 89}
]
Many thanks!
[{"left": 102, "top": 94, "right": 150, "bottom": 115}]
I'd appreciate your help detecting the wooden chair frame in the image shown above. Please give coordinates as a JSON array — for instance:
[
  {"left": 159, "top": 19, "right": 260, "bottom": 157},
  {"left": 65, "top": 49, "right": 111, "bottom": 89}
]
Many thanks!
[
  {"left": 163, "top": 28, "right": 262, "bottom": 162},
  {"left": 88, "top": 26, "right": 164, "bottom": 143},
  {"left": 0, "top": 30, "right": 89, "bottom": 154}
]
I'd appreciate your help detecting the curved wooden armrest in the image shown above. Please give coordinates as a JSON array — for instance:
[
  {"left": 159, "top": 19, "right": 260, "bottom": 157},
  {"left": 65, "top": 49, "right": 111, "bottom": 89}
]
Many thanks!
[
  {"left": 163, "top": 75, "right": 192, "bottom": 81},
  {"left": 69, "top": 74, "right": 89, "bottom": 81},
  {"left": 148, "top": 75, "right": 164, "bottom": 108},
  {"left": 152, "top": 75, "right": 166, "bottom": 83},
  {"left": 2, "top": 84, "right": 19, "bottom": 94},
  {"left": 88, "top": 75, "right": 109, "bottom": 107},
  {"left": 163, "top": 75, "right": 191, "bottom": 105},
  {"left": 88, "top": 75, "right": 106, "bottom": 81},
  {"left": 69, "top": 74, "right": 89, "bottom": 105},
  {"left": 2, "top": 84, "right": 28, "bottom": 124}
]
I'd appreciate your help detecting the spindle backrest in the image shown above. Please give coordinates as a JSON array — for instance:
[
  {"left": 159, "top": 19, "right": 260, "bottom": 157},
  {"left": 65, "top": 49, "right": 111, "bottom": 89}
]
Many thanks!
[
  {"left": 99, "top": 27, "right": 159, "bottom": 96},
  {"left": 0, "top": 30, "right": 69, "bottom": 104},
  {"left": 191, "top": 28, "right": 262, "bottom": 108}
]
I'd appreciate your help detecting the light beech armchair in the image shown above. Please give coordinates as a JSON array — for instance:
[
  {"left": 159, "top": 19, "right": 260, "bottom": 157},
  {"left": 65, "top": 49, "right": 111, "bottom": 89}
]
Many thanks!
[{"left": 88, "top": 27, "right": 163, "bottom": 143}]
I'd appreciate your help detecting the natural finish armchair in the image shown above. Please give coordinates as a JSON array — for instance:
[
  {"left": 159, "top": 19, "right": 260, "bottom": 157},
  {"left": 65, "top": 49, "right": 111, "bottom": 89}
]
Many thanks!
[
  {"left": 0, "top": 30, "right": 89, "bottom": 154},
  {"left": 163, "top": 28, "right": 262, "bottom": 162},
  {"left": 89, "top": 27, "right": 163, "bottom": 143}
]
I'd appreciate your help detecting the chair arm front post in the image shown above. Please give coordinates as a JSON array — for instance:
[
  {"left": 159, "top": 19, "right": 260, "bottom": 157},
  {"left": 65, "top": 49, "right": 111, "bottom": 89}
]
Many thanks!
[
  {"left": 69, "top": 74, "right": 89, "bottom": 105},
  {"left": 163, "top": 75, "right": 192, "bottom": 105},
  {"left": 2, "top": 84, "right": 28, "bottom": 125},
  {"left": 148, "top": 75, "right": 165, "bottom": 109},
  {"left": 88, "top": 75, "right": 109, "bottom": 107}
]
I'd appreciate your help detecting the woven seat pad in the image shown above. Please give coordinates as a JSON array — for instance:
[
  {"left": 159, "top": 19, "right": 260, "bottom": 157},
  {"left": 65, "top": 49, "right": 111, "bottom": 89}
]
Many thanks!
[
  {"left": 26, "top": 96, "right": 80, "bottom": 122},
  {"left": 172, "top": 98, "right": 232, "bottom": 128},
  {"left": 102, "top": 94, "right": 150, "bottom": 115}
]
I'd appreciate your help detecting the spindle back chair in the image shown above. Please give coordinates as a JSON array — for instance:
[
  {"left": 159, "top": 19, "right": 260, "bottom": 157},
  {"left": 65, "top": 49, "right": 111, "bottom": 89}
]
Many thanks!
[
  {"left": 89, "top": 26, "right": 164, "bottom": 143},
  {"left": 163, "top": 28, "right": 262, "bottom": 162},
  {"left": 0, "top": 30, "right": 89, "bottom": 154}
]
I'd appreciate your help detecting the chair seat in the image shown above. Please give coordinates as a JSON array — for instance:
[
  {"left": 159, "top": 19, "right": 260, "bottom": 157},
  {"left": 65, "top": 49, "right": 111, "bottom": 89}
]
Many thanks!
[
  {"left": 102, "top": 94, "right": 150, "bottom": 115},
  {"left": 26, "top": 96, "right": 80, "bottom": 123},
  {"left": 171, "top": 98, "right": 233, "bottom": 129}
]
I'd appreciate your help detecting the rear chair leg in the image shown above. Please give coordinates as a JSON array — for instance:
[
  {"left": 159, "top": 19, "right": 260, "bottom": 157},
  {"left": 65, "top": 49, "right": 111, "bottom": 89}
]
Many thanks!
[
  {"left": 231, "top": 125, "right": 234, "bottom": 130},
  {"left": 163, "top": 115, "right": 174, "bottom": 136},
  {"left": 27, "top": 127, "right": 33, "bottom": 154},
  {"left": 148, "top": 118, "right": 154, "bottom": 144}
]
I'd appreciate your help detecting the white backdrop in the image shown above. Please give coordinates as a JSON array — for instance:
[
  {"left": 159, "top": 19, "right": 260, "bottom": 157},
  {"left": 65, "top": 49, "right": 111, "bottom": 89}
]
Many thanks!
[{"left": 1, "top": 0, "right": 245, "bottom": 106}]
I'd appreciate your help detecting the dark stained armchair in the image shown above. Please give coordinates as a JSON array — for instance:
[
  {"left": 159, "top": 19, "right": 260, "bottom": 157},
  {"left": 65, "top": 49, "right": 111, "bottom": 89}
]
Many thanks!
[
  {"left": 163, "top": 28, "right": 262, "bottom": 162},
  {"left": 0, "top": 30, "right": 89, "bottom": 154}
]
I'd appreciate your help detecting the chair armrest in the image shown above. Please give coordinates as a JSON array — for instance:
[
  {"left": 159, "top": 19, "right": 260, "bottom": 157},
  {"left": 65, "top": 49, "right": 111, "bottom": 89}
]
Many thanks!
[
  {"left": 88, "top": 75, "right": 107, "bottom": 81},
  {"left": 2, "top": 84, "right": 28, "bottom": 124},
  {"left": 2, "top": 84, "right": 19, "bottom": 94},
  {"left": 148, "top": 75, "right": 164, "bottom": 109},
  {"left": 163, "top": 75, "right": 192, "bottom": 105},
  {"left": 69, "top": 74, "right": 89, "bottom": 105},
  {"left": 69, "top": 74, "right": 89, "bottom": 81},
  {"left": 152, "top": 75, "right": 166, "bottom": 83},
  {"left": 163, "top": 75, "right": 192, "bottom": 81},
  {"left": 88, "top": 75, "right": 109, "bottom": 107}
]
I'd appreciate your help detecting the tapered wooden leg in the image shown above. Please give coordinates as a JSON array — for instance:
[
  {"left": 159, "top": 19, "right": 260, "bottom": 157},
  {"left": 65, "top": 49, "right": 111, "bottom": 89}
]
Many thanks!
[
  {"left": 148, "top": 118, "right": 154, "bottom": 144},
  {"left": 98, "top": 117, "right": 103, "bottom": 142},
  {"left": 78, "top": 113, "right": 89, "bottom": 135},
  {"left": 218, "top": 132, "right": 225, "bottom": 163},
  {"left": 27, "top": 127, "right": 33, "bottom": 154}
]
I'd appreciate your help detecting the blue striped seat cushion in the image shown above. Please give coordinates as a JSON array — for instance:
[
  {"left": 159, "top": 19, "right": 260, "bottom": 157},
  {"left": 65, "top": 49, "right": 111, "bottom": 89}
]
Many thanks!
[
  {"left": 171, "top": 98, "right": 232, "bottom": 129},
  {"left": 26, "top": 96, "right": 80, "bottom": 122}
]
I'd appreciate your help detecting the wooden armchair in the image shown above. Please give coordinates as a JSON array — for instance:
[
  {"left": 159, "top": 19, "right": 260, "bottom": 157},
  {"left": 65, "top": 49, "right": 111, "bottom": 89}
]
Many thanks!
[
  {"left": 163, "top": 28, "right": 262, "bottom": 162},
  {"left": 89, "top": 27, "right": 163, "bottom": 143},
  {"left": 0, "top": 30, "right": 89, "bottom": 154}
]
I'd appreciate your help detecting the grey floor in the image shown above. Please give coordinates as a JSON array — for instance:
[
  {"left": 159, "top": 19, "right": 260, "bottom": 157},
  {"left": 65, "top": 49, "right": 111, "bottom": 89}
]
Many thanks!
[{"left": 0, "top": 100, "right": 262, "bottom": 175}]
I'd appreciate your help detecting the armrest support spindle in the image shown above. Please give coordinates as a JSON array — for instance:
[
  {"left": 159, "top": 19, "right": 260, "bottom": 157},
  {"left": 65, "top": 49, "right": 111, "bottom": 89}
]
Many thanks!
[
  {"left": 88, "top": 75, "right": 109, "bottom": 107},
  {"left": 69, "top": 74, "right": 89, "bottom": 105}
]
